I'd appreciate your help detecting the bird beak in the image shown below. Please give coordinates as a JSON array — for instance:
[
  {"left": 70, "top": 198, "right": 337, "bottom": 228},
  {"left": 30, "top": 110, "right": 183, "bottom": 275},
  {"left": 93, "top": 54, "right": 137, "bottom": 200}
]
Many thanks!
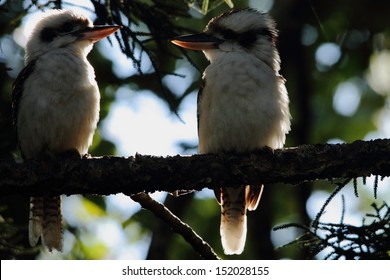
[
  {"left": 171, "top": 33, "right": 221, "bottom": 50},
  {"left": 77, "top": 25, "right": 121, "bottom": 42}
]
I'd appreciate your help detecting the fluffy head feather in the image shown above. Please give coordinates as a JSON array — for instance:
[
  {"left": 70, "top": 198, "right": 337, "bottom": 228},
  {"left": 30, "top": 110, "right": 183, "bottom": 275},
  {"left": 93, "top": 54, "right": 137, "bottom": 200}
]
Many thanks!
[{"left": 202, "top": 9, "right": 280, "bottom": 70}]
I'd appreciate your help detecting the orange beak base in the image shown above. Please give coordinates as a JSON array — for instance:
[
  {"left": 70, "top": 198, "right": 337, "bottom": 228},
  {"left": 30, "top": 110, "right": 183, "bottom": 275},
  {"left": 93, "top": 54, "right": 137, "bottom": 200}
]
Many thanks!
[
  {"left": 171, "top": 33, "right": 221, "bottom": 50},
  {"left": 78, "top": 25, "right": 122, "bottom": 42}
]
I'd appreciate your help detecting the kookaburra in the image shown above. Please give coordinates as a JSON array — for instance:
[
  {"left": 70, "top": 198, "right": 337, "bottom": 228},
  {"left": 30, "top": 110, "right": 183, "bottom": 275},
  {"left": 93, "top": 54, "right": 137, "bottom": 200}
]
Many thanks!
[
  {"left": 12, "top": 10, "right": 120, "bottom": 252},
  {"left": 172, "top": 9, "right": 291, "bottom": 255}
]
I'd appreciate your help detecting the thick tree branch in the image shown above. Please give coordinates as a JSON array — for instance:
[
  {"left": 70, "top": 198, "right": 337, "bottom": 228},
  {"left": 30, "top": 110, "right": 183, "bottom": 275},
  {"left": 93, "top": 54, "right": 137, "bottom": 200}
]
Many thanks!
[{"left": 1, "top": 139, "right": 390, "bottom": 196}]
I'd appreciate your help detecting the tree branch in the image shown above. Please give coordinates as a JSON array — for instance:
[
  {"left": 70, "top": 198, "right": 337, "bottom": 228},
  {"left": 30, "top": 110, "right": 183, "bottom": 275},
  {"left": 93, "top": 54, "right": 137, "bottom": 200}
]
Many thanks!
[
  {"left": 1, "top": 139, "right": 390, "bottom": 196},
  {"left": 130, "top": 193, "right": 220, "bottom": 260}
]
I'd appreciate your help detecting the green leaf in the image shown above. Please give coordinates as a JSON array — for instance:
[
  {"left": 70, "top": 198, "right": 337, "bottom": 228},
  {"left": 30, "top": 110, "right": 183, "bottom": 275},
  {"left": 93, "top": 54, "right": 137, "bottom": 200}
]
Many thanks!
[
  {"left": 224, "top": 0, "right": 234, "bottom": 8},
  {"left": 202, "top": 0, "right": 210, "bottom": 15},
  {"left": 82, "top": 197, "right": 106, "bottom": 217},
  {"left": 187, "top": 0, "right": 232, "bottom": 15}
]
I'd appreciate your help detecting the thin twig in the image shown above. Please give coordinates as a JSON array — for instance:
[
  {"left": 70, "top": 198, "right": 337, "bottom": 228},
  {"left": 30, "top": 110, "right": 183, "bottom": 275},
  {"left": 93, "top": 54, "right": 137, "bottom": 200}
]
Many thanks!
[{"left": 130, "top": 193, "right": 220, "bottom": 260}]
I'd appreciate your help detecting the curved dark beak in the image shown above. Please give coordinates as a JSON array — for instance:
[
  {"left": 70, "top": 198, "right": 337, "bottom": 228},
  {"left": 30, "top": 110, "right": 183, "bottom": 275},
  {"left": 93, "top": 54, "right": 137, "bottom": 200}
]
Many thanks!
[
  {"left": 171, "top": 32, "right": 222, "bottom": 50},
  {"left": 77, "top": 25, "right": 122, "bottom": 42}
]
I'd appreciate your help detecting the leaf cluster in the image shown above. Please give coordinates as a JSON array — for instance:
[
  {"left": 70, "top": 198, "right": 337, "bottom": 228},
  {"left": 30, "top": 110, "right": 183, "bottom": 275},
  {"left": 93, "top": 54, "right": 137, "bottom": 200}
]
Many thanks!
[{"left": 276, "top": 183, "right": 390, "bottom": 260}]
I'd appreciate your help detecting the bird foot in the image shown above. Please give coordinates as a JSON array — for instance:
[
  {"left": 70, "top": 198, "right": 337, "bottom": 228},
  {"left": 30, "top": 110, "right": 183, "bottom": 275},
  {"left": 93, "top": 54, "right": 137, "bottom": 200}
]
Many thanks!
[{"left": 169, "top": 189, "right": 195, "bottom": 197}]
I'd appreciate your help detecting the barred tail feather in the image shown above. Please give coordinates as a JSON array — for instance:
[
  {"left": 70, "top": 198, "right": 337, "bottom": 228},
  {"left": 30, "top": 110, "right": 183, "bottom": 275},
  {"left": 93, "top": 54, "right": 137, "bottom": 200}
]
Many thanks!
[
  {"left": 29, "top": 197, "right": 44, "bottom": 246},
  {"left": 220, "top": 187, "right": 247, "bottom": 255},
  {"left": 42, "top": 196, "right": 63, "bottom": 252},
  {"left": 220, "top": 211, "right": 247, "bottom": 255}
]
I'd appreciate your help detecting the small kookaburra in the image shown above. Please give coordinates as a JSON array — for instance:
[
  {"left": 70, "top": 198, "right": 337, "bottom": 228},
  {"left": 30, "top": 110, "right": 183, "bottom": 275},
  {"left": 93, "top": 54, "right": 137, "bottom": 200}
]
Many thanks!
[
  {"left": 11, "top": 10, "right": 120, "bottom": 252},
  {"left": 172, "top": 9, "right": 291, "bottom": 255}
]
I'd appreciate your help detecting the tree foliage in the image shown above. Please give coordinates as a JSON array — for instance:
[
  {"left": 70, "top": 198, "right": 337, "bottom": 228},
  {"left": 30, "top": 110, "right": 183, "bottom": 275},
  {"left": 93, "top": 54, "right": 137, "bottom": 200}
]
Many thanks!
[
  {"left": 0, "top": 0, "right": 389, "bottom": 259},
  {"left": 276, "top": 200, "right": 390, "bottom": 260}
]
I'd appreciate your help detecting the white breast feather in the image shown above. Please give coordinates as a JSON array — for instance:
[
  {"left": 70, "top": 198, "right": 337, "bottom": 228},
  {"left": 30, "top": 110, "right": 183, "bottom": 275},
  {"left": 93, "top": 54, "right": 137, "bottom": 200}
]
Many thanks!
[
  {"left": 17, "top": 48, "right": 99, "bottom": 158},
  {"left": 198, "top": 51, "right": 290, "bottom": 154}
]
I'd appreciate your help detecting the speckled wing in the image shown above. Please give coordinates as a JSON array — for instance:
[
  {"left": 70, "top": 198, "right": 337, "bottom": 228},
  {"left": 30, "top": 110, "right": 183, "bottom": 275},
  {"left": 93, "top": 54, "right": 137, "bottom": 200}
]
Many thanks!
[
  {"left": 197, "top": 78, "right": 206, "bottom": 133},
  {"left": 11, "top": 60, "right": 36, "bottom": 154}
]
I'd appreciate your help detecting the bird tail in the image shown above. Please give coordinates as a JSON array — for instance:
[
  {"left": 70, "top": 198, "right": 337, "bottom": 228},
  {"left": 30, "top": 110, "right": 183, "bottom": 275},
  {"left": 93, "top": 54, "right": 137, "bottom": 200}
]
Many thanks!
[
  {"left": 29, "top": 196, "right": 63, "bottom": 252},
  {"left": 218, "top": 185, "right": 263, "bottom": 255},
  {"left": 29, "top": 197, "right": 44, "bottom": 247}
]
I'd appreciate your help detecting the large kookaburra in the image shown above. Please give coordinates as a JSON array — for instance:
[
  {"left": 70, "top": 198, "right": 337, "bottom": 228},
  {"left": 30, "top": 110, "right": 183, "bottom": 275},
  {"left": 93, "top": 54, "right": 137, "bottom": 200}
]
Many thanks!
[
  {"left": 12, "top": 10, "right": 120, "bottom": 252},
  {"left": 172, "top": 9, "right": 291, "bottom": 255}
]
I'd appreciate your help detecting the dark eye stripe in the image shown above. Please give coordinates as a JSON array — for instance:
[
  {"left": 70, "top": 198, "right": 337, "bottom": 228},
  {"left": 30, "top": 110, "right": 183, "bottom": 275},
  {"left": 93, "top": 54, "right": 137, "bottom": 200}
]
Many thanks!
[
  {"left": 39, "top": 18, "right": 91, "bottom": 43},
  {"left": 40, "top": 22, "right": 75, "bottom": 43},
  {"left": 210, "top": 21, "right": 276, "bottom": 47},
  {"left": 240, "top": 28, "right": 276, "bottom": 47},
  {"left": 221, "top": 29, "right": 239, "bottom": 40},
  {"left": 212, "top": 27, "right": 275, "bottom": 49},
  {"left": 40, "top": 27, "right": 57, "bottom": 42},
  {"left": 238, "top": 31, "right": 257, "bottom": 47},
  {"left": 59, "top": 22, "right": 74, "bottom": 33}
]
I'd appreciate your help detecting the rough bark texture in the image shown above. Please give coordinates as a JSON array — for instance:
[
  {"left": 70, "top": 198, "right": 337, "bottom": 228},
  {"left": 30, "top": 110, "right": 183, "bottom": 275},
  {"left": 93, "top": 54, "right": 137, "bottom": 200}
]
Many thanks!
[{"left": 1, "top": 139, "right": 390, "bottom": 196}]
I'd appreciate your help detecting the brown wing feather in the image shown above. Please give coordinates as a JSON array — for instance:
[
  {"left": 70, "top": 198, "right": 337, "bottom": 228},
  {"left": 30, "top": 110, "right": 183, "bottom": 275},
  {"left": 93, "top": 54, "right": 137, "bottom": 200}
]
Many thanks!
[
  {"left": 197, "top": 78, "right": 205, "bottom": 133},
  {"left": 11, "top": 60, "right": 36, "bottom": 157},
  {"left": 246, "top": 185, "right": 263, "bottom": 211}
]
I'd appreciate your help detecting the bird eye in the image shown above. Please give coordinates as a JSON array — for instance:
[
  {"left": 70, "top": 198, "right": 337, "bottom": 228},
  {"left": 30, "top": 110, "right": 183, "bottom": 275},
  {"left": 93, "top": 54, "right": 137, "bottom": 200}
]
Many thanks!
[
  {"left": 222, "top": 29, "right": 238, "bottom": 40},
  {"left": 59, "top": 22, "right": 74, "bottom": 33},
  {"left": 239, "top": 31, "right": 257, "bottom": 47},
  {"left": 40, "top": 27, "right": 57, "bottom": 42}
]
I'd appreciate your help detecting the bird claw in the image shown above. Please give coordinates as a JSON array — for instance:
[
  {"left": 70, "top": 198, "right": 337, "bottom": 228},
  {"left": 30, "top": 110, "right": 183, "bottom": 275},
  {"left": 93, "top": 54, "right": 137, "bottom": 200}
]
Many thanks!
[
  {"left": 57, "top": 149, "right": 82, "bottom": 159},
  {"left": 169, "top": 190, "right": 195, "bottom": 197}
]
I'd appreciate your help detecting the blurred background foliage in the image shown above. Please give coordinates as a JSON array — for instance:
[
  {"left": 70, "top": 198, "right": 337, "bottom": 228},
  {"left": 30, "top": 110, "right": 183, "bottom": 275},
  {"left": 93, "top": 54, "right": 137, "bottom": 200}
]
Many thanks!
[{"left": 0, "top": 0, "right": 389, "bottom": 259}]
